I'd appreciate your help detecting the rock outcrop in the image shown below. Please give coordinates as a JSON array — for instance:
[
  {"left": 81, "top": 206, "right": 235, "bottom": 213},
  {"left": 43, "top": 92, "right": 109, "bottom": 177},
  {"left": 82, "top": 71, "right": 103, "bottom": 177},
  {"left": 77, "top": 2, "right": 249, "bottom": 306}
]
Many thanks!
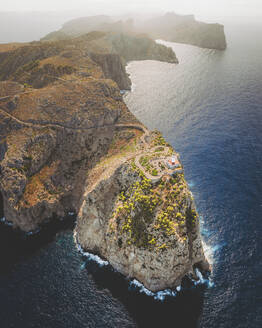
[
  {"left": 75, "top": 131, "right": 209, "bottom": 291},
  {"left": 141, "top": 13, "right": 227, "bottom": 50},
  {"left": 107, "top": 32, "right": 178, "bottom": 64},
  {"left": 90, "top": 53, "right": 131, "bottom": 90}
]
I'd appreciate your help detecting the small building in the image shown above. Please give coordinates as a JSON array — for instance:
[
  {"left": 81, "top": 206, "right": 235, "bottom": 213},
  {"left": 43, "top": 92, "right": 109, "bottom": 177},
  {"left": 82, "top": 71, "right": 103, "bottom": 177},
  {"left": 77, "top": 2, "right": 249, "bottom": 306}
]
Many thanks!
[{"left": 166, "top": 155, "right": 180, "bottom": 170}]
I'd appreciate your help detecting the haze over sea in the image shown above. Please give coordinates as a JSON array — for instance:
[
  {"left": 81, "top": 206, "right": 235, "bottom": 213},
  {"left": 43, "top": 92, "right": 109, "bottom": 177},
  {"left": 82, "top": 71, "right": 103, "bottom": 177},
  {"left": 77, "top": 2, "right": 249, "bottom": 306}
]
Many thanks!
[{"left": 0, "top": 17, "right": 261, "bottom": 327}]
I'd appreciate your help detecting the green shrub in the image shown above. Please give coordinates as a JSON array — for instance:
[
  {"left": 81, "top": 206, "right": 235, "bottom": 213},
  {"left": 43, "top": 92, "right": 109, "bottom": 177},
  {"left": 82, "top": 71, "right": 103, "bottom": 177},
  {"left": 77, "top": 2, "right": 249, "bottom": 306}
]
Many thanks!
[{"left": 151, "top": 169, "right": 158, "bottom": 176}]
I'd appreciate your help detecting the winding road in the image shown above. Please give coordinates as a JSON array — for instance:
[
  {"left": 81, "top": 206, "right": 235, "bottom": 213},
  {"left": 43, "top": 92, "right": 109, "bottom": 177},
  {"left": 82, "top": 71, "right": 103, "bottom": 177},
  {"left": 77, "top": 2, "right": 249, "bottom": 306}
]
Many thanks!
[{"left": 0, "top": 104, "right": 148, "bottom": 134}]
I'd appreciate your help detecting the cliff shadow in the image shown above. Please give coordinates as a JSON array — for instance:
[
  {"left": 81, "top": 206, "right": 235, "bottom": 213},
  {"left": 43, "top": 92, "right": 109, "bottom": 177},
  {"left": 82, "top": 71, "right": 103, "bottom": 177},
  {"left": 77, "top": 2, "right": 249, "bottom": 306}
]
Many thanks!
[
  {"left": 0, "top": 212, "right": 76, "bottom": 274},
  {"left": 81, "top": 258, "right": 205, "bottom": 328},
  {"left": 0, "top": 191, "right": 4, "bottom": 219}
]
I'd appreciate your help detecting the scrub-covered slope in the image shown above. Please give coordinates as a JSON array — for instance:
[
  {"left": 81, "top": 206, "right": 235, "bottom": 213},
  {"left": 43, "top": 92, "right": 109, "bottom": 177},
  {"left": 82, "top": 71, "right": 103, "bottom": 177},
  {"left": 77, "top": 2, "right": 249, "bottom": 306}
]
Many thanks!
[
  {"left": 76, "top": 130, "right": 209, "bottom": 291},
  {"left": 0, "top": 31, "right": 177, "bottom": 231}
]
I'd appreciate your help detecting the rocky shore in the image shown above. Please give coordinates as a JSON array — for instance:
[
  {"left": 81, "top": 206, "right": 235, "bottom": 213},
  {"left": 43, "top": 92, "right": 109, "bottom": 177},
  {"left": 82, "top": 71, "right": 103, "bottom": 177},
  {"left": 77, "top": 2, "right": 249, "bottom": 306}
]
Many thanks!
[{"left": 75, "top": 130, "right": 209, "bottom": 291}]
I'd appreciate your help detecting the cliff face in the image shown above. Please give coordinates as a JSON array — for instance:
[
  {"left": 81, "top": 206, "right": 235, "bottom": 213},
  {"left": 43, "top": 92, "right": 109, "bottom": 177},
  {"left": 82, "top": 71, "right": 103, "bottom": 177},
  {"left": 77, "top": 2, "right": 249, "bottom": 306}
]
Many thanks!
[
  {"left": 90, "top": 53, "right": 131, "bottom": 90},
  {"left": 75, "top": 131, "right": 209, "bottom": 291},
  {"left": 39, "top": 31, "right": 178, "bottom": 89},
  {"left": 168, "top": 21, "right": 226, "bottom": 50},
  {"left": 0, "top": 78, "right": 122, "bottom": 231},
  {"left": 142, "top": 13, "right": 227, "bottom": 50}
]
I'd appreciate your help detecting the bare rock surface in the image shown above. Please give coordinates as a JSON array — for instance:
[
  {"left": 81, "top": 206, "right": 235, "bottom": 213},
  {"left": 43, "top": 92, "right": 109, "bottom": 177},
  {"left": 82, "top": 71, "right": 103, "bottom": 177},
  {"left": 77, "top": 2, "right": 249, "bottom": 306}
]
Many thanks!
[{"left": 76, "top": 132, "right": 209, "bottom": 291}]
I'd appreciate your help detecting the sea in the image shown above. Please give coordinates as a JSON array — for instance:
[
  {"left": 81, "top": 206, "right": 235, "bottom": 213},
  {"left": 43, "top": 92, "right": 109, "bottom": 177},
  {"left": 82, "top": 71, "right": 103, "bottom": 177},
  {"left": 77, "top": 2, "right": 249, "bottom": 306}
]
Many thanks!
[{"left": 0, "top": 17, "right": 261, "bottom": 328}]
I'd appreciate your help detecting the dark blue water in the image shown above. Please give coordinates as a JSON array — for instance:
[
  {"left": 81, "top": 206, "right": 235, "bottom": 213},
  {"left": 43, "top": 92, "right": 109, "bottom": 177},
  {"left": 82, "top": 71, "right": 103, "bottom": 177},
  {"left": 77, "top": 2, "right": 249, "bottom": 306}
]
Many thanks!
[
  {"left": 0, "top": 19, "right": 261, "bottom": 327},
  {"left": 124, "top": 20, "right": 262, "bottom": 327}
]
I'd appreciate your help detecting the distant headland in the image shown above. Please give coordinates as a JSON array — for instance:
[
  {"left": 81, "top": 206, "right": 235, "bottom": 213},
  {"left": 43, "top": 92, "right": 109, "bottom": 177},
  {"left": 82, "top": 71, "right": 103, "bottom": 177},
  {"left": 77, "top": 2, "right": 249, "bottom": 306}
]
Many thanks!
[{"left": 42, "top": 13, "right": 227, "bottom": 50}]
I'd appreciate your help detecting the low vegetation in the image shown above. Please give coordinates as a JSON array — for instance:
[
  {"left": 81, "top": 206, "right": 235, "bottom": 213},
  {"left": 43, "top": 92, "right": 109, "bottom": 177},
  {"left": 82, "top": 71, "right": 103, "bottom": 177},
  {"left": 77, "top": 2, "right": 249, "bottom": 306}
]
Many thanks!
[{"left": 109, "top": 160, "right": 197, "bottom": 251}]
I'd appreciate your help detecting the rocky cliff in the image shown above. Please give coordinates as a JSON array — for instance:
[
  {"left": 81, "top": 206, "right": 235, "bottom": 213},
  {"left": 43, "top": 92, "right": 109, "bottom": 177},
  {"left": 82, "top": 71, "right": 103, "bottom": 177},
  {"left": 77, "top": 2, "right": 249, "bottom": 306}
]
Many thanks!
[
  {"left": 0, "top": 78, "right": 122, "bottom": 231},
  {"left": 90, "top": 52, "right": 132, "bottom": 90},
  {"left": 39, "top": 31, "right": 178, "bottom": 89},
  {"left": 75, "top": 131, "right": 209, "bottom": 291},
  {"left": 141, "top": 13, "right": 227, "bottom": 50},
  {"left": 0, "top": 32, "right": 209, "bottom": 291}
]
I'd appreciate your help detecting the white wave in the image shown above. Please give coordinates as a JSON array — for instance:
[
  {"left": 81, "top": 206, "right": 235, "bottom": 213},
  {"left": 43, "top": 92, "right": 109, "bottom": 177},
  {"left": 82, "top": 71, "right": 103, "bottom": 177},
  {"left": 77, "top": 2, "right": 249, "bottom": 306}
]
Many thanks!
[
  {"left": 84, "top": 252, "right": 109, "bottom": 266},
  {"left": 199, "top": 215, "right": 205, "bottom": 225},
  {"left": 129, "top": 279, "right": 154, "bottom": 297},
  {"left": 155, "top": 289, "right": 177, "bottom": 301},
  {"left": 201, "top": 226, "right": 212, "bottom": 237},
  {"left": 75, "top": 241, "right": 109, "bottom": 267},
  {"left": 74, "top": 234, "right": 213, "bottom": 299},
  {"left": 202, "top": 240, "right": 214, "bottom": 265},
  {"left": 202, "top": 239, "right": 227, "bottom": 266},
  {"left": 26, "top": 228, "right": 41, "bottom": 236},
  {"left": 0, "top": 216, "right": 13, "bottom": 227},
  {"left": 194, "top": 268, "right": 214, "bottom": 288},
  {"left": 176, "top": 285, "right": 181, "bottom": 292},
  {"left": 129, "top": 279, "right": 177, "bottom": 301},
  {"left": 212, "top": 243, "right": 226, "bottom": 253}
]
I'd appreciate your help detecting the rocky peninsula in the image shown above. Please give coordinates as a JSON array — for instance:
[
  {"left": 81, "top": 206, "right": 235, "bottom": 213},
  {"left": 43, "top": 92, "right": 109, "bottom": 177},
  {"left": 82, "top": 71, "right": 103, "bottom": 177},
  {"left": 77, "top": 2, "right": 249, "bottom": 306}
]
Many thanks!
[
  {"left": 0, "top": 30, "right": 209, "bottom": 291},
  {"left": 44, "top": 13, "right": 226, "bottom": 51},
  {"left": 76, "top": 129, "right": 209, "bottom": 291},
  {"left": 141, "top": 13, "right": 227, "bottom": 50}
]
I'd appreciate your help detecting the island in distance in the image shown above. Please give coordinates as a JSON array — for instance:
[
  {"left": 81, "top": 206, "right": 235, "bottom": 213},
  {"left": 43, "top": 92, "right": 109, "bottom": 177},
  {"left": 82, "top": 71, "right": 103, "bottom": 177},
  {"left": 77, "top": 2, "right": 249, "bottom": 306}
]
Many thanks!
[{"left": 43, "top": 12, "right": 227, "bottom": 50}]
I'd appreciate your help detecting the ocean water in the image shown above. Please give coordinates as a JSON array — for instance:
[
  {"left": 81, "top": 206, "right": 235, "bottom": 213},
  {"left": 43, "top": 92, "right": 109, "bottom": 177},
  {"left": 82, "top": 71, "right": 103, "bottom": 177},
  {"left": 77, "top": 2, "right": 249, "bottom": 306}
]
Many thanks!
[{"left": 0, "top": 19, "right": 261, "bottom": 327}]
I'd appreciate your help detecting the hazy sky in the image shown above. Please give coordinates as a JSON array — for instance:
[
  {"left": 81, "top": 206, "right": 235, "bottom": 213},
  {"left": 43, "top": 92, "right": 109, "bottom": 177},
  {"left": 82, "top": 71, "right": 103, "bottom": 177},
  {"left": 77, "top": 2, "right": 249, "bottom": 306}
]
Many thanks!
[{"left": 1, "top": 0, "right": 261, "bottom": 18}]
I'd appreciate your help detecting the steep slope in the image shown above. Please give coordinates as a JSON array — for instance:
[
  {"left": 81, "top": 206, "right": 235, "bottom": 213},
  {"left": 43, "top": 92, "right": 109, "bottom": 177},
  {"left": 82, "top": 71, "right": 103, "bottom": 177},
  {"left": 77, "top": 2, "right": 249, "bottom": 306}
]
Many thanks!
[
  {"left": 0, "top": 30, "right": 177, "bottom": 100},
  {"left": 142, "top": 13, "right": 227, "bottom": 50},
  {"left": 76, "top": 131, "right": 209, "bottom": 291},
  {"left": 0, "top": 77, "right": 125, "bottom": 231}
]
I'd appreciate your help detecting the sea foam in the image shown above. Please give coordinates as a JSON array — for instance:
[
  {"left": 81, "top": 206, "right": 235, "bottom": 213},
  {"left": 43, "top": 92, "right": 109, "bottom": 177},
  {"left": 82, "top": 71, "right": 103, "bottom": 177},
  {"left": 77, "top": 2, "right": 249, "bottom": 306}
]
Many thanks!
[{"left": 0, "top": 216, "right": 13, "bottom": 227}]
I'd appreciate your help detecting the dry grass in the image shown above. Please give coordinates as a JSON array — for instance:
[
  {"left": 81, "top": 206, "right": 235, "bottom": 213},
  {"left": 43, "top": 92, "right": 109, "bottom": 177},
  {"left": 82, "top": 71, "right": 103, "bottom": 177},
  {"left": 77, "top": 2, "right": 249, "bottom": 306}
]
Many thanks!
[
  {"left": 21, "top": 161, "right": 60, "bottom": 207},
  {"left": 0, "top": 43, "right": 28, "bottom": 53},
  {"left": 86, "top": 129, "right": 142, "bottom": 192}
]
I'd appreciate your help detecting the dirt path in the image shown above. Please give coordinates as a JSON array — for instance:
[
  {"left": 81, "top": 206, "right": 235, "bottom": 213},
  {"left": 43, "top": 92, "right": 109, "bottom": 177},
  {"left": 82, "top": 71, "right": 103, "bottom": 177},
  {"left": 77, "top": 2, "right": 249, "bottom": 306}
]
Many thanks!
[
  {"left": 0, "top": 91, "right": 37, "bottom": 101},
  {"left": 1, "top": 95, "right": 176, "bottom": 184},
  {"left": 0, "top": 106, "right": 116, "bottom": 131},
  {"left": 1, "top": 89, "right": 176, "bottom": 192},
  {"left": 0, "top": 104, "right": 148, "bottom": 134}
]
